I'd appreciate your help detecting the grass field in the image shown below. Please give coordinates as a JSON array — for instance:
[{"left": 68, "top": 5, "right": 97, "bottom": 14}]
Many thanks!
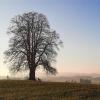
[{"left": 0, "top": 80, "right": 100, "bottom": 100}]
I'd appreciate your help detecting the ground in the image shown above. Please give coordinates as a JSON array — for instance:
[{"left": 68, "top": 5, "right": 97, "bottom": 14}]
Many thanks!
[{"left": 0, "top": 80, "right": 100, "bottom": 100}]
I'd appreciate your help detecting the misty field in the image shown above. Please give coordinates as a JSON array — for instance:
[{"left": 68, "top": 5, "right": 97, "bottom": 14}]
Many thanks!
[{"left": 0, "top": 80, "right": 100, "bottom": 100}]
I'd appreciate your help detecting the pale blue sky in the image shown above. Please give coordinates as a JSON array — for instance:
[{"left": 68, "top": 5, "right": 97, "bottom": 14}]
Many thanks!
[{"left": 0, "top": 0, "right": 100, "bottom": 76}]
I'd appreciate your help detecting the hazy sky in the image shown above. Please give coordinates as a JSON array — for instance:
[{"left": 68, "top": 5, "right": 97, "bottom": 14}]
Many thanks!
[{"left": 0, "top": 0, "right": 100, "bottom": 76}]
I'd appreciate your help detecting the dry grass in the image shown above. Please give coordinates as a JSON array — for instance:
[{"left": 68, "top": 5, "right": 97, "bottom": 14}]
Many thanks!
[{"left": 0, "top": 80, "right": 100, "bottom": 100}]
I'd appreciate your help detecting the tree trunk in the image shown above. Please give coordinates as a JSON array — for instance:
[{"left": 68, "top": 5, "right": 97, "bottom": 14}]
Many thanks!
[{"left": 29, "top": 67, "right": 36, "bottom": 81}]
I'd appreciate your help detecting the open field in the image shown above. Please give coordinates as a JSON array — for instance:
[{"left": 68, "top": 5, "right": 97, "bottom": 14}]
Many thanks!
[{"left": 0, "top": 80, "right": 100, "bottom": 100}]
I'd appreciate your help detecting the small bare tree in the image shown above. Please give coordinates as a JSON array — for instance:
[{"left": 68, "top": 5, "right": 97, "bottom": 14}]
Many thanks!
[{"left": 4, "top": 11, "right": 62, "bottom": 80}]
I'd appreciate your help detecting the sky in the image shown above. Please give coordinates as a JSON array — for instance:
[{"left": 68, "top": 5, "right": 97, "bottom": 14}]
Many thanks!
[{"left": 0, "top": 0, "right": 100, "bottom": 77}]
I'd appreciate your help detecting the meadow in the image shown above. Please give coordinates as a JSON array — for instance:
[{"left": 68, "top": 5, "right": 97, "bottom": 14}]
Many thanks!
[{"left": 0, "top": 80, "right": 100, "bottom": 100}]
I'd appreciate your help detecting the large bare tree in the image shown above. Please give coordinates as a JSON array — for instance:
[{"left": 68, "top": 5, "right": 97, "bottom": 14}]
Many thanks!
[{"left": 4, "top": 11, "right": 62, "bottom": 80}]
